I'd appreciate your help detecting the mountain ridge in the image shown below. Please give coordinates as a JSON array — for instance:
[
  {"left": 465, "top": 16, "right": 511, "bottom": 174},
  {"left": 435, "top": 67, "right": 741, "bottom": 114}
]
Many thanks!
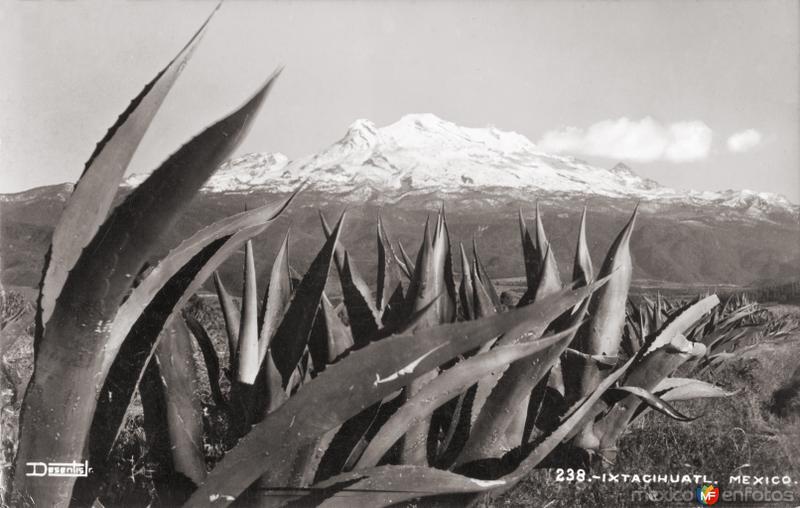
[{"left": 116, "top": 113, "right": 797, "bottom": 219}]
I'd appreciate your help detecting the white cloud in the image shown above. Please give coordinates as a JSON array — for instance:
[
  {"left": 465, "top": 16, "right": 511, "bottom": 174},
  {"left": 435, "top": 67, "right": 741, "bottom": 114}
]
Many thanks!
[
  {"left": 726, "top": 129, "right": 762, "bottom": 153},
  {"left": 536, "top": 117, "right": 712, "bottom": 163}
]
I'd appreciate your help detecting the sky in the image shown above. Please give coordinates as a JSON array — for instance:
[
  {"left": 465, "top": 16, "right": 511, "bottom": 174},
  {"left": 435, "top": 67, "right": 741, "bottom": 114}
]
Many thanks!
[{"left": 1, "top": 0, "right": 798, "bottom": 202}]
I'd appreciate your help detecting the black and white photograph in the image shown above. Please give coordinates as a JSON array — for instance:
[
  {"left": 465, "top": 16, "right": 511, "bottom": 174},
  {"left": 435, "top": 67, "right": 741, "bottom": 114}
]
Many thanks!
[{"left": 1, "top": 1, "right": 798, "bottom": 506}]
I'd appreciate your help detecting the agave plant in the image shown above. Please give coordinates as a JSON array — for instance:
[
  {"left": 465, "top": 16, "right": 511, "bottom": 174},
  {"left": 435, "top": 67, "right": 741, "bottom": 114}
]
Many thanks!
[
  {"left": 11, "top": 8, "right": 295, "bottom": 506},
  {"left": 10, "top": 10, "right": 744, "bottom": 508}
]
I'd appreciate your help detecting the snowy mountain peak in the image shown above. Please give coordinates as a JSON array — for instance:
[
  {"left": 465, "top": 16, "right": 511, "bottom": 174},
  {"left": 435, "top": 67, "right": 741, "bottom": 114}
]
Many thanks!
[
  {"left": 611, "top": 162, "right": 634, "bottom": 175},
  {"left": 341, "top": 119, "right": 380, "bottom": 150},
  {"left": 119, "top": 114, "right": 796, "bottom": 218}
]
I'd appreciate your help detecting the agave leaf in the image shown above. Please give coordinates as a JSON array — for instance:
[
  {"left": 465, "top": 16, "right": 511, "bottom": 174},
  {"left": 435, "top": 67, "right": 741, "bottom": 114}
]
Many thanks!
[
  {"left": 654, "top": 378, "right": 737, "bottom": 402},
  {"left": 342, "top": 252, "right": 383, "bottom": 347},
  {"left": 472, "top": 238, "right": 501, "bottom": 308},
  {"left": 468, "top": 281, "right": 604, "bottom": 436},
  {"left": 434, "top": 384, "right": 476, "bottom": 468},
  {"left": 398, "top": 211, "right": 457, "bottom": 465},
  {"left": 147, "top": 316, "right": 207, "bottom": 487},
  {"left": 15, "top": 73, "right": 282, "bottom": 506},
  {"left": 578, "top": 205, "right": 637, "bottom": 359},
  {"left": 595, "top": 333, "right": 707, "bottom": 455},
  {"left": 271, "top": 214, "right": 343, "bottom": 385},
  {"left": 641, "top": 294, "right": 720, "bottom": 357},
  {"left": 572, "top": 206, "right": 593, "bottom": 286},
  {"left": 360, "top": 362, "right": 630, "bottom": 507},
  {"left": 313, "top": 301, "right": 443, "bottom": 481},
  {"left": 86, "top": 194, "right": 295, "bottom": 472},
  {"left": 472, "top": 262, "right": 498, "bottom": 318},
  {"left": 485, "top": 246, "right": 564, "bottom": 452},
  {"left": 258, "top": 230, "right": 293, "bottom": 361},
  {"left": 532, "top": 246, "right": 563, "bottom": 303},
  {"left": 236, "top": 241, "right": 260, "bottom": 384},
  {"left": 454, "top": 321, "right": 582, "bottom": 466},
  {"left": 433, "top": 209, "right": 458, "bottom": 324},
  {"left": 518, "top": 209, "right": 540, "bottom": 291},
  {"left": 568, "top": 205, "right": 638, "bottom": 443},
  {"left": 78, "top": 242, "right": 236, "bottom": 504},
  {"left": 486, "top": 356, "right": 636, "bottom": 487},
  {"left": 183, "top": 313, "right": 226, "bottom": 407},
  {"left": 396, "top": 241, "right": 416, "bottom": 279},
  {"left": 377, "top": 281, "right": 407, "bottom": 332},
  {"left": 610, "top": 386, "right": 698, "bottom": 422},
  {"left": 376, "top": 213, "right": 401, "bottom": 313},
  {"left": 213, "top": 272, "right": 241, "bottom": 365},
  {"left": 309, "top": 293, "right": 355, "bottom": 370},
  {"left": 458, "top": 243, "right": 476, "bottom": 320},
  {"left": 654, "top": 292, "right": 665, "bottom": 331},
  {"left": 321, "top": 212, "right": 382, "bottom": 346},
  {"left": 283, "top": 429, "right": 340, "bottom": 490},
  {"left": 183, "top": 281, "right": 602, "bottom": 507},
  {"left": 37, "top": 6, "right": 216, "bottom": 335},
  {"left": 533, "top": 202, "right": 549, "bottom": 256},
  {"left": 399, "top": 217, "right": 439, "bottom": 465},
  {"left": 356, "top": 331, "right": 574, "bottom": 469}
]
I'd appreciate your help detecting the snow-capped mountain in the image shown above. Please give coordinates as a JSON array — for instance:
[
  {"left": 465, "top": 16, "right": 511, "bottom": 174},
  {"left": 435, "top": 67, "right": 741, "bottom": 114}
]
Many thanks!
[
  {"left": 4, "top": 114, "right": 798, "bottom": 289},
  {"left": 123, "top": 113, "right": 796, "bottom": 216}
]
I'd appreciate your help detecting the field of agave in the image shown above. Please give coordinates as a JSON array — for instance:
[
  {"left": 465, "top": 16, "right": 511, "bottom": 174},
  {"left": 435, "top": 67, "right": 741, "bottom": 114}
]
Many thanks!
[{"left": 4, "top": 11, "right": 789, "bottom": 508}]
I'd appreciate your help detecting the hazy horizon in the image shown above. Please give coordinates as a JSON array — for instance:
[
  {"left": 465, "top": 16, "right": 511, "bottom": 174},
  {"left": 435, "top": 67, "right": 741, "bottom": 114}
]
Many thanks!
[{"left": 1, "top": 0, "right": 798, "bottom": 201}]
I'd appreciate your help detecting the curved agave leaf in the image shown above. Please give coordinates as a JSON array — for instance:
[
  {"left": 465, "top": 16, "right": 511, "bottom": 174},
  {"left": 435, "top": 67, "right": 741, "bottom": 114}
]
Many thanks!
[
  {"left": 486, "top": 356, "right": 636, "bottom": 488},
  {"left": 640, "top": 294, "right": 720, "bottom": 357},
  {"left": 568, "top": 206, "right": 637, "bottom": 449},
  {"left": 454, "top": 320, "right": 582, "bottom": 466},
  {"left": 92, "top": 196, "right": 296, "bottom": 453},
  {"left": 458, "top": 243, "right": 476, "bottom": 320},
  {"left": 37, "top": 6, "right": 217, "bottom": 335},
  {"left": 376, "top": 214, "right": 401, "bottom": 313},
  {"left": 433, "top": 209, "right": 458, "bottom": 324},
  {"left": 236, "top": 240, "right": 260, "bottom": 384},
  {"left": 595, "top": 333, "right": 707, "bottom": 455},
  {"left": 472, "top": 262, "right": 498, "bottom": 319},
  {"left": 309, "top": 293, "right": 355, "bottom": 369},
  {"left": 396, "top": 241, "right": 416, "bottom": 279},
  {"left": 610, "top": 386, "right": 698, "bottom": 422},
  {"left": 321, "top": 293, "right": 355, "bottom": 362},
  {"left": 467, "top": 280, "right": 605, "bottom": 438},
  {"left": 342, "top": 252, "right": 383, "bottom": 346},
  {"left": 399, "top": 217, "right": 439, "bottom": 465},
  {"left": 213, "top": 272, "right": 241, "bottom": 365},
  {"left": 182, "top": 281, "right": 602, "bottom": 507},
  {"left": 654, "top": 378, "right": 737, "bottom": 402},
  {"left": 572, "top": 206, "right": 593, "bottom": 286},
  {"left": 184, "top": 313, "right": 226, "bottom": 407},
  {"left": 258, "top": 229, "right": 293, "bottom": 361},
  {"left": 579, "top": 205, "right": 637, "bottom": 359},
  {"left": 356, "top": 331, "right": 574, "bottom": 469},
  {"left": 15, "top": 73, "right": 282, "bottom": 507},
  {"left": 533, "top": 246, "right": 562, "bottom": 303},
  {"left": 566, "top": 205, "right": 639, "bottom": 408},
  {"left": 472, "top": 238, "right": 501, "bottom": 308},
  {"left": 146, "top": 316, "right": 207, "bottom": 487},
  {"left": 483, "top": 245, "right": 565, "bottom": 453},
  {"left": 518, "top": 209, "right": 539, "bottom": 291},
  {"left": 321, "top": 212, "right": 382, "bottom": 346},
  {"left": 333, "top": 358, "right": 637, "bottom": 508},
  {"left": 79, "top": 233, "right": 257, "bottom": 503},
  {"left": 271, "top": 214, "right": 343, "bottom": 385}
]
